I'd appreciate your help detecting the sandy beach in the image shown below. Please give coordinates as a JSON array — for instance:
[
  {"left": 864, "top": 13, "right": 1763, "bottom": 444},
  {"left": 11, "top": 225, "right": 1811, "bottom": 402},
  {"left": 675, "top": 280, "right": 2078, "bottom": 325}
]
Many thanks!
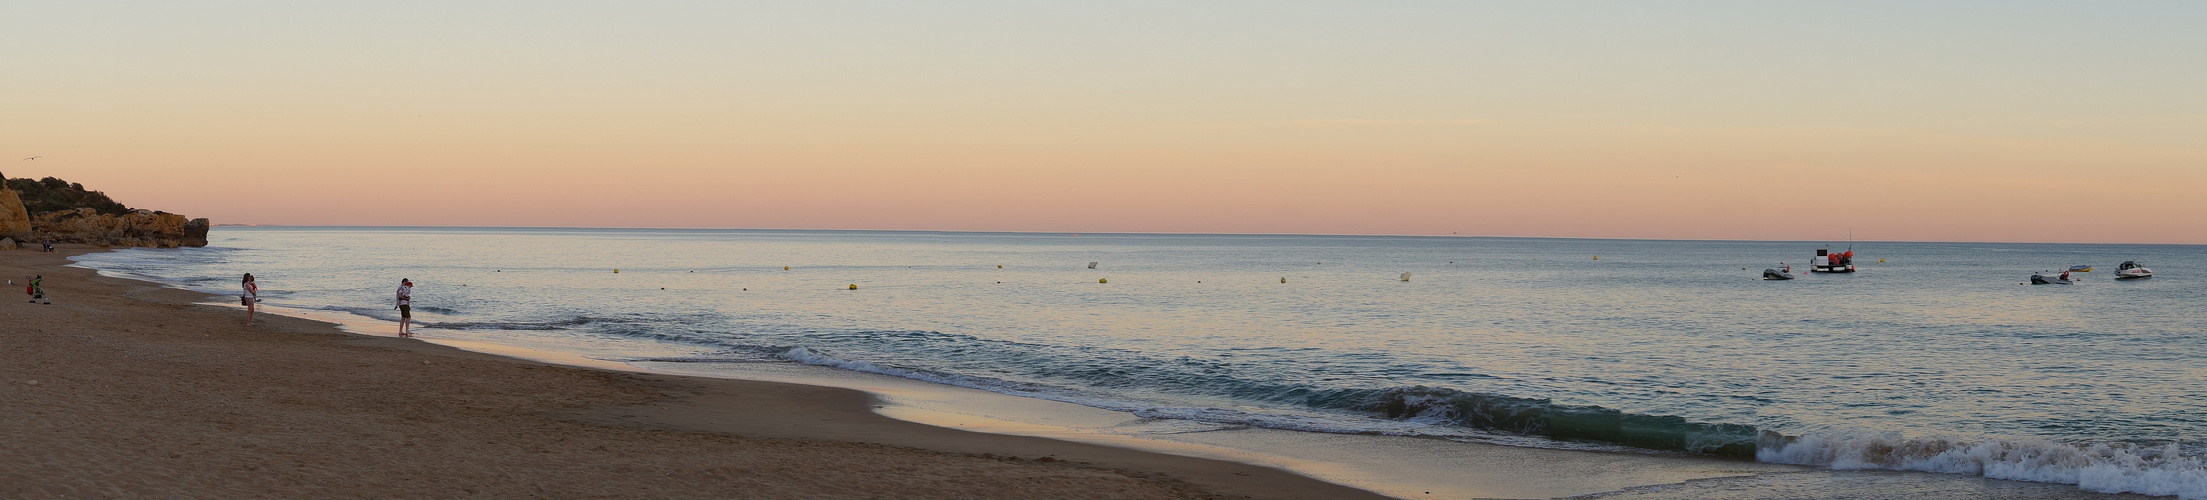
[{"left": 0, "top": 246, "right": 1383, "bottom": 499}]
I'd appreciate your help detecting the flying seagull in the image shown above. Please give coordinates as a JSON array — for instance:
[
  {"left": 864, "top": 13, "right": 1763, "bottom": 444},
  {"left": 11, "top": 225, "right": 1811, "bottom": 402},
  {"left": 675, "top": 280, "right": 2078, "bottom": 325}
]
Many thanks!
[{"left": 21, "top": 156, "right": 39, "bottom": 160}]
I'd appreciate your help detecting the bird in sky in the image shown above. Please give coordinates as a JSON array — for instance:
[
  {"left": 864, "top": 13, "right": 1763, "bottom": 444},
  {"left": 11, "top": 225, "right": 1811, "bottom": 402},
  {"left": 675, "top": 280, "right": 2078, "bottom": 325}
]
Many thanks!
[{"left": 21, "top": 156, "right": 38, "bottom": 160}]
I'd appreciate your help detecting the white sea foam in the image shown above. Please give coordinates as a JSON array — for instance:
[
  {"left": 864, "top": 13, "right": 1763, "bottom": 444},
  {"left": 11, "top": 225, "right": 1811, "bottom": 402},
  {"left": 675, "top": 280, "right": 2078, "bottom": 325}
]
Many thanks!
[
  {"left": 1760, "top": 433, "right": 2207, "bottom": 499},
  {"left": 773, "top": 346, "right": 1634, "bottom": 453}
]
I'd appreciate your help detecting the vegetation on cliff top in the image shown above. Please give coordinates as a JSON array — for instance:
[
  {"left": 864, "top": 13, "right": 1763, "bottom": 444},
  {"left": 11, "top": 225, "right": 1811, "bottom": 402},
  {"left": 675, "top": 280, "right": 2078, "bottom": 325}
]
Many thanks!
[{"left": 4, "top": 175, "right": 135, "bottom": 216}]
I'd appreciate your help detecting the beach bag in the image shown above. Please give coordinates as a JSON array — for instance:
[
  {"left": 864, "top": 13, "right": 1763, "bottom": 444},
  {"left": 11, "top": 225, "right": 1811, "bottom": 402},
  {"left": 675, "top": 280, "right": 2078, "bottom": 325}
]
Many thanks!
[{"left": 242, "top": 296, "right": 253, "bottom": 306}]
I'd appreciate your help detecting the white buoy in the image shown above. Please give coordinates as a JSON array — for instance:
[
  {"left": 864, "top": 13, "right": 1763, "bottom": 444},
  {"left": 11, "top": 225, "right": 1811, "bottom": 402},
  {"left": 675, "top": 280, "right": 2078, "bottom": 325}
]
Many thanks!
[
  {"left": 1400, "top": 272, "right": 1411, "bottom": 282},
  {"left": 1088, "top": 262, "right": 1099, "bottom": 269}
]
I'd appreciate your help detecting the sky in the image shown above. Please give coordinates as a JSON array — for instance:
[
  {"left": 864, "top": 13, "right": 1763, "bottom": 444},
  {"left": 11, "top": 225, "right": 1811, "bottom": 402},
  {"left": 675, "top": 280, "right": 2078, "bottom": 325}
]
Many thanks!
[{"left": 3, "top": 1, "right": 2203, "bottom": 243}]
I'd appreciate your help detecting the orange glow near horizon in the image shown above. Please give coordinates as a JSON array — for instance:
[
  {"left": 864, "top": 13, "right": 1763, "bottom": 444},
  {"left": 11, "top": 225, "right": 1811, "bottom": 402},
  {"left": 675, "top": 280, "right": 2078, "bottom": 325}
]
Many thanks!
[{"left": 4, "top": 2, "right": 2203, "bottom": 244}]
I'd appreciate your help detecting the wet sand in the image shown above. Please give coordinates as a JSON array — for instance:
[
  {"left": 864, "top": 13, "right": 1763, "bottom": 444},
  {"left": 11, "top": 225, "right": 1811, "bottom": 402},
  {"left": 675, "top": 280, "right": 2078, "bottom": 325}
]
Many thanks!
[{"left": 0, "top": 246, "right": 1381, "bottom": 499}]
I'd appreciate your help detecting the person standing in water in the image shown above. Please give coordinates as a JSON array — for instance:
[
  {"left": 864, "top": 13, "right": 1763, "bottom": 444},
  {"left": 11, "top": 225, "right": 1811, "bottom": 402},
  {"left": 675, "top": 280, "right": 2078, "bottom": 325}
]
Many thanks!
[
  {"left": 395, "top": 278, "right": 414, "bottom": 338},
  {"left": 241, "top": 273, "right": 259, "bottom": 326}
]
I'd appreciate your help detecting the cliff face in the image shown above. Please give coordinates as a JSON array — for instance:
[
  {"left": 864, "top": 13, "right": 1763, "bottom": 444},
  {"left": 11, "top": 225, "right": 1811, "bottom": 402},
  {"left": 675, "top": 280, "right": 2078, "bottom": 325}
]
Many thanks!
[
  {"left": 1, "top": 172, "right": 209, "bottom": 248},
  {"left": 31, "top": 208, "right": 211, "bottom": 248},
  {"left": 0, "top": 188, "right": 32, "bottom": 241}
]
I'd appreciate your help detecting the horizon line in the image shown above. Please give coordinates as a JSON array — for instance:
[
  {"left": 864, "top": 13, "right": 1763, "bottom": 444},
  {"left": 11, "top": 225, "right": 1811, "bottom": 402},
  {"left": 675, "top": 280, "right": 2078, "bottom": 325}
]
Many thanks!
[{"left": 206, "top": 224, "right": 2206, "bottom": 247}]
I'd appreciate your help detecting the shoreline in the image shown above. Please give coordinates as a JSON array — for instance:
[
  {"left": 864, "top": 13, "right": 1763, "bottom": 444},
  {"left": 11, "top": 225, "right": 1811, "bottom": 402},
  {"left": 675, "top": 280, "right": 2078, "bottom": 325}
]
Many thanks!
[
  {"left": 23, "top": 244, "right": 2167, "bottom": 499},
  {"left": 4, "top": 245, "right": 1381, "bottom": 499}
]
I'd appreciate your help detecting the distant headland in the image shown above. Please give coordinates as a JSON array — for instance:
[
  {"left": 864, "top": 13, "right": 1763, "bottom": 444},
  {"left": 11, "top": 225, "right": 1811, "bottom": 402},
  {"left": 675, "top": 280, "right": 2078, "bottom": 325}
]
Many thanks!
[{"left": 0, "top": 171, "right": 209, "bottom": 248}]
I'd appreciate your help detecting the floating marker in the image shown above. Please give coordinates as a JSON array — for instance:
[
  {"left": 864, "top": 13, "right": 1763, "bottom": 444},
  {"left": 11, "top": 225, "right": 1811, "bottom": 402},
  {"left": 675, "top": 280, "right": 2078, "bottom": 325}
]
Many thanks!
[
  {"left": 1098, "top": 278, "right": 1108, "bottom": 283},
  {"left": 1088, "top": 262, "right": 1099, "bottom": 269},
  {"left": 784, "top": 266, "right": 790, "bottom": 270},
  {"left": 1592, "top": 256, "right": 1598, "bottom": 260},
  {"left": 849, "top": 284, "right": 857, "bottom": 290},
  {"left": 1280, "top": 277, "right": 1286, "bottom": 283},
  {"left": 614, "top": 269, "right": 620, "bottom": 273},
  {"left": 997, "top": 265, "right": 1003, "bottom": 268},
  {"left": 1400, "top": 272, "right": 1412, "bottom": 282},
  {"left": 1879, "top": 259, "right": 1885, "bottom": 263}
]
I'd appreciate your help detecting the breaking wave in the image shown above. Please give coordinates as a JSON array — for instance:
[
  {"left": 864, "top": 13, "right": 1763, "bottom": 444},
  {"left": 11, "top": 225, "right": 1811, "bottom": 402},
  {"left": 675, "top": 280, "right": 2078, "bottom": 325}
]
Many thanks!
[
  {"left": 771, "top": 344, "right": 2204, "bottom": 498},
  {"left": 1760, "top": 433, "right": 2207, "bottom": 498}
]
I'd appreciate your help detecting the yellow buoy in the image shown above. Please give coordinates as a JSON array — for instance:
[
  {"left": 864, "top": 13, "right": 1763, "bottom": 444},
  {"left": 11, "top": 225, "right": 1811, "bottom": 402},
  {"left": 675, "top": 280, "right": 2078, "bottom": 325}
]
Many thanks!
[
  {"left": 848, "top": 284, "right": 857, "bottom": 290},
  {"left": 1098, "top": 278, "right": 1108, "bottom": 283},
  {"left": 1879, "top": 259, "right": 1885, "bottom": 263},
  {"left": 614, "top": 269, "right": 620, "bottom": 273},
  {"left": 1592, "top": 256, "right": 1599, "bottom": 260},
  {"left": 1281, "top": 277, "right": 1287, "bottom": 283},
  {"left": 784, "top": 266, "right": 790, "bottom": 271},
  {"left": 997, "top": 265, "right": 1003, "bottom": 268}
]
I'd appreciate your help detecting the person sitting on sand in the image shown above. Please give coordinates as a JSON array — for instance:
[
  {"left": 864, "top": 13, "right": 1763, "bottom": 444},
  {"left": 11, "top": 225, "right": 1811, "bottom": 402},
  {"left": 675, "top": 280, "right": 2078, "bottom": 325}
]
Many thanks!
[
  {"left": 242, "top": 273, "right": 259, "bottom": 327},
  {"left": 396, "top": 278, "right": 414, "bottom": 338}
]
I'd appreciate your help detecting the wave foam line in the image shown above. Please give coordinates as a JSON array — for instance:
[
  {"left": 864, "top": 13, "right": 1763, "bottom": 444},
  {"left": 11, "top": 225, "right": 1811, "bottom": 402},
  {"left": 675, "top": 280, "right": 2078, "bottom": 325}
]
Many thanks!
[
  {"left": 771, "top": 347, "right": 1491, "bottom": 439},
  {"left": 1760, "top": 433, "right": 2206, "bottom": 499}
]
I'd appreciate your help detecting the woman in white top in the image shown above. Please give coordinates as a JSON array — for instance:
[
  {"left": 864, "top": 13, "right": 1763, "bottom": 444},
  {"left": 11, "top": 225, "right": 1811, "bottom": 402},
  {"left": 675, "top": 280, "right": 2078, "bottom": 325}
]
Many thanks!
[{"left": 241, "top": 273, "right": 259, "bottom": 327}]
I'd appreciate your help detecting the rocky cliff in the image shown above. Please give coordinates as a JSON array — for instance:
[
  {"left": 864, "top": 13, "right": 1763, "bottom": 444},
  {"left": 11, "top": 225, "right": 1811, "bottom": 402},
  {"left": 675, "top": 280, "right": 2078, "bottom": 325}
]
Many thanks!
[
  {"left": 1, "top": 172, "right": 210, "bottom": 248},
  {"left": 32, "top": 208, "right": 210, "bottom": 248},
  {"left": 0, "top": 187, "right": 31, "bottom": 241}
]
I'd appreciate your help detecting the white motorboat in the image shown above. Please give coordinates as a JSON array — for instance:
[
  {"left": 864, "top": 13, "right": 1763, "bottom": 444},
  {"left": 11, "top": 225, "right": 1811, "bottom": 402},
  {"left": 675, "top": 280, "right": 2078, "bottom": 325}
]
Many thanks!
[
  {"left": 1811, "top": 248, "right": 1855, "bottom": 273},
  {"left": 2115, "top": 261, "right": 2153, "bottom": 279}
]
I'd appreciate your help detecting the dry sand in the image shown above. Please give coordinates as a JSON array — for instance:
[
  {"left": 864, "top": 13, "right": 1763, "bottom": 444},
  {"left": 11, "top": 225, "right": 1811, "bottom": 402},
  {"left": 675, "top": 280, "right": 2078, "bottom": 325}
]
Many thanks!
[{"left": 1, "top": 246, "right": 1384, "bottom": 499}]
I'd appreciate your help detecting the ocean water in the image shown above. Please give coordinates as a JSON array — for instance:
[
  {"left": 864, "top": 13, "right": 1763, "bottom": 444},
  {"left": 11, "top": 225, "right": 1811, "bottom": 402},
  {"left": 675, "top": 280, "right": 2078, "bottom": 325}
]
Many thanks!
[{"left": 76, "top": 227, "right": 2207, "bottom": 498}]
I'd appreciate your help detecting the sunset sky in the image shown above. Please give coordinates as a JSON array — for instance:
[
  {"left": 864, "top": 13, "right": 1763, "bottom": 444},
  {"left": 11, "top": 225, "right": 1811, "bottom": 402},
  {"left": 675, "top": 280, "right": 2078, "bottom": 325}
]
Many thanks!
[{"left": 4, "top": 1, "right": 2203, "bottom": 243}]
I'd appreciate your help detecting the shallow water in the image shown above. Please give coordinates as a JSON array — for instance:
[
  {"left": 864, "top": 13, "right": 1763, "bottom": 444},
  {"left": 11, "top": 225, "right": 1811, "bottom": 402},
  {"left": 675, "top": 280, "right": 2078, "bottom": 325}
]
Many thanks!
[{"left": 76, "top": 227, "right": 2206, "bottom": 497}]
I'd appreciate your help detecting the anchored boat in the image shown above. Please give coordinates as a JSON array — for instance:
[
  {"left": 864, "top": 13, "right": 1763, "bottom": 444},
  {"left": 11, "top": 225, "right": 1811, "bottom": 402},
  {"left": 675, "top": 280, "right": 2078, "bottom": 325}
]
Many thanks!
[
  {"left": 1763, "top": 263, "right": 1795, "bottom": 280},
  {"left": 2031, "top": 270, "right": 2075, "bottom": 285},
  {"left": 1811, "top": 248, "right": 1855, "bottom": 273},
  {"left": 2116, "top": 261, "right": 2153, "bottom": 279}
]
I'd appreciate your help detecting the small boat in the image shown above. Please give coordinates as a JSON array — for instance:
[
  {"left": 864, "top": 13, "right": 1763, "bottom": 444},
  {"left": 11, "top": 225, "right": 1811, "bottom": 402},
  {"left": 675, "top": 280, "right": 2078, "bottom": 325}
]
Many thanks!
[
  {"left": 1811, "top": 247, "right": 1855, "bottom": 273},
  {"left": 2068, "top": 265, "right": 2094, "bottom": 272},
  {"left": 1763, "top": 263, "right": 1795, "bottom": 280},
  {"left": 2116, "top": 261, "right": 2153, "bottom": 279},
  {"left": 2030, "top": 270, "right": 2074, "bottom": 285}
]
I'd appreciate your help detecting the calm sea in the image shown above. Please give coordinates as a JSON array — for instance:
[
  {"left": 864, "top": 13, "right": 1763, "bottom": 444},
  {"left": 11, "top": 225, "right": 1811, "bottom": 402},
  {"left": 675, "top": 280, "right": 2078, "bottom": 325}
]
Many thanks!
[{"left": 75, "top": 227, "right": 2207, "bottom": 497}]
